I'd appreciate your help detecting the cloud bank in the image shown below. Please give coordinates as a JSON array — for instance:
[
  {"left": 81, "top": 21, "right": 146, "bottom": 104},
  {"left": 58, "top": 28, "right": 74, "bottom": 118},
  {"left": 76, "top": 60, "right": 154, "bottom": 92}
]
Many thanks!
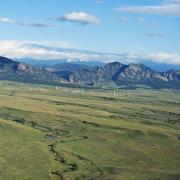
[{"left": 0, "top": 41, "right": 179, "bottom": 65}]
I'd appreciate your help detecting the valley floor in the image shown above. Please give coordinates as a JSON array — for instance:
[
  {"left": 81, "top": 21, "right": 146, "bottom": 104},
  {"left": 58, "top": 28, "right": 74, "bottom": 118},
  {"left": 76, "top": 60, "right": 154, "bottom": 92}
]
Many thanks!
[{"left": 0, "top": 81, "right": 180, "bottom": 180}]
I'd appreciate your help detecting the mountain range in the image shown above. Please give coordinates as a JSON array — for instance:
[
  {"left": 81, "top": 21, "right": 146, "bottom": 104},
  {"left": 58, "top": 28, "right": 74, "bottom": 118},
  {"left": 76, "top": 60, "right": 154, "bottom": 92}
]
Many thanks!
[
  {"left": 0, "top": 56, "right": 65, "bottom": 84},
  {"left": 0, "top": 56, "right": 180, "bottom": 89}
]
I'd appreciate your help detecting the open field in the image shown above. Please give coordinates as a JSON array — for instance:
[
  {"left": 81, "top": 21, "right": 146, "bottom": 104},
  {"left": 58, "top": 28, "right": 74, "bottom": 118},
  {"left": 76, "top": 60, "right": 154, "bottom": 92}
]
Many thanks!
[{"left": 0, "top": 81, "right": 180, "bottom": 180}]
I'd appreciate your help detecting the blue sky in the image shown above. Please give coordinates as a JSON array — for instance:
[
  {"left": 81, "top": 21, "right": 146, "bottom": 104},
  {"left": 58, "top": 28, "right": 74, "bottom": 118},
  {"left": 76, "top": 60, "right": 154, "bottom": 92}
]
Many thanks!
[{"left": 0, "top": 0, "right": 179, "bottom": 64}]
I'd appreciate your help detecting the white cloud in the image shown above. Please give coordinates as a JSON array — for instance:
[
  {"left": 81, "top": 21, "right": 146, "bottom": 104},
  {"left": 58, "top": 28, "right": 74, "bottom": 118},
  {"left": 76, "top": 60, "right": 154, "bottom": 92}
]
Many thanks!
[
  {"left": 0, "top": 17, "right": 50, "bottom": 28},
  {"left": 0, "top": 41, "right": 118, "bottom": 61},
  {"left": 0, "top": 41, "right": 73, "bottom": 59},
  {"left": 146, "top": 53, "right": 180, "bottom": 64},
  {"left": 0, "top": 40, "right": 180, "bottom": 65},
  {"left": 114, "top": 0, "right": 180, "bottom": 16},
  {"left": 56, "top": 12, "right": 101, "bottom": 25}
]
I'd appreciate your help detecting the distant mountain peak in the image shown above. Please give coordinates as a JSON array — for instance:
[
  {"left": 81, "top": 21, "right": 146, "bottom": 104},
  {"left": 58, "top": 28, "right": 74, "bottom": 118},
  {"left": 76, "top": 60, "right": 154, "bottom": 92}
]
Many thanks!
[
  {"left": 0, "top": 56, "right": 17, "bottom": 64},
  {"left": 68, "top": 61, "right": 180, "bottom": 88},
  {"left": 0, "top": 56, "right": 179, "bottom": 89}
]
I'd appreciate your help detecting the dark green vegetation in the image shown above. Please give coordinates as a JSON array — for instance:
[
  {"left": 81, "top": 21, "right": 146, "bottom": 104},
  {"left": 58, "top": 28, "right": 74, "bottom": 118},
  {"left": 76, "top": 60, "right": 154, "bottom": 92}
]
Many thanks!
[{"left": 0, "top": 81, "right": 180, "bottom": 179}]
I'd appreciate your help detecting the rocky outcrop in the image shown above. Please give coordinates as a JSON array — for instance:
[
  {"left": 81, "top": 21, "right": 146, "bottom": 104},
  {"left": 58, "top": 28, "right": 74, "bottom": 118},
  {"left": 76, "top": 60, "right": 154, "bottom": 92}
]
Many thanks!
[
  {"left": 0, "top": 56, "right": 65, "bottom": 84},
  {"left": 163, "top": 70, "right": 180, "bottom": 81},
  {"left": 69, "top": 62, "right": 170, "bottom": 84}
]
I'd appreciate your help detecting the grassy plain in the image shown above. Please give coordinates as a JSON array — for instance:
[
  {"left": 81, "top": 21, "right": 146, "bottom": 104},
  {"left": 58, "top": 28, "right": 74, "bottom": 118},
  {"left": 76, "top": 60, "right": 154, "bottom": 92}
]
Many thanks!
[{"left": 0, "top": 81, "right": 180, "bottom": 180}]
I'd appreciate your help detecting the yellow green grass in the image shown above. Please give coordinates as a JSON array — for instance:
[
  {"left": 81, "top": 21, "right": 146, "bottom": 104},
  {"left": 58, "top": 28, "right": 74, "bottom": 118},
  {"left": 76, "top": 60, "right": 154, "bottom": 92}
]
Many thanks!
[{"left": 0, "top": 81, "right": 180, "bottom": 179}]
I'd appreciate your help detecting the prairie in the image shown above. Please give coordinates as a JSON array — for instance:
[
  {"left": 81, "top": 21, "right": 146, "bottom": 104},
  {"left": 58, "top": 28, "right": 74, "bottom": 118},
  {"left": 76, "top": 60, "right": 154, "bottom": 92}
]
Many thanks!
[{"left": 0, "top": 81, "right": 180, "bottom": 180}]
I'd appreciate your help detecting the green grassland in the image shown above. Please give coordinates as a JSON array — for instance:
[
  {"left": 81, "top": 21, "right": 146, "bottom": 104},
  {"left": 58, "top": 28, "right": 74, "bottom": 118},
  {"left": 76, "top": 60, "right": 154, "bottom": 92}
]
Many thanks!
[{"left": 0, "top": 81, "right": 180, "bottom": 180}]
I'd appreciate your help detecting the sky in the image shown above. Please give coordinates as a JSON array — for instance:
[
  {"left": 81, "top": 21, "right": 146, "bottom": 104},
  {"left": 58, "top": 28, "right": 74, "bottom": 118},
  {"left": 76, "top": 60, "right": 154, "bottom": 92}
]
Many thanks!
[{"left": 0, "top": 0, "right": 180, "bottom": 65}]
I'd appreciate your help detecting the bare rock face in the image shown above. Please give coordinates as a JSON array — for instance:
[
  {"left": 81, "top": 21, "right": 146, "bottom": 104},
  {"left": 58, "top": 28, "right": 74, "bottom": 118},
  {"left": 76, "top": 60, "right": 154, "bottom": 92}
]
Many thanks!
[
  {"left": 69, "top": 67, "right": 104, "bottom": 85},
  {"left": 163, "top": 70, "right": 180, "bottom": 81},
  {"left": 17, "top": 63, "right": 29, "bottom": 71},
  {"left": 118, "top": 64, "right": 168, "bottom": 81},
  {"left": 119, "top": 64, "right": 151, "bottom": 80},
  {"left": 17, "top": 63, "right": 35, "bottom": 74},
  {"left": 69, "top": 62, "right": 171, "bottom": 85},
  {"left": 17, "top": 63, "right": 28, "bottom": 71},
  {"left": 103, "top": 62, "right": 125, "bottom": 76},
  {"left": 69, "top": 62, "right": 127, "bottom": 84}
]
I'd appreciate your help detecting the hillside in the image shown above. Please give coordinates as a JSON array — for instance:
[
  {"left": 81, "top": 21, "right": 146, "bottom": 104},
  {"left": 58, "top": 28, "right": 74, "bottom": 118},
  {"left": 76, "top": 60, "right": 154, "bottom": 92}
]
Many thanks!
[
  {"left": 0, "top": 56, "right": 65, "bottom": 84},
  {"left": 68, "top": 62, "right": 180, "bottom": 88},
  {"left": 0, "top": 56, "right": 180, "bottom": 89}
]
